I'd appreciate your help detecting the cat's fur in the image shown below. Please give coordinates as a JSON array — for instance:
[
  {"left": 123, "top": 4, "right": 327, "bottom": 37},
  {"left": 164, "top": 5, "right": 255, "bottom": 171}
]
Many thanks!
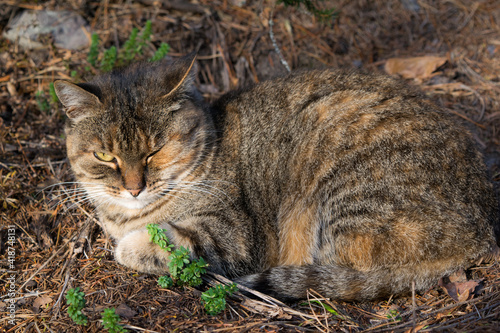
[{"left": 54, "top": 54, "right": 499, "bottom": 302}]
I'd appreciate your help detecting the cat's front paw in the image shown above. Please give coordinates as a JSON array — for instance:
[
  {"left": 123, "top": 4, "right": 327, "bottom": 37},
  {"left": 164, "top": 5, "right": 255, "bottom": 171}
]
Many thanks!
[{"left": 115, "top": 229, "right": 170, "bottom": 275}]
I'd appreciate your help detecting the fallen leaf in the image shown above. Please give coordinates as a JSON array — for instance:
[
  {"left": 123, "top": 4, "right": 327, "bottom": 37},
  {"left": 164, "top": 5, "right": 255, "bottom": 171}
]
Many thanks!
[
  {"left": 439, "top": 279, "right": 481, "bottom": 302},
  {"left": 33, "top": 295, "right": 53, "bottom": 313},
  {"left": 385, "top": 56, "right": 447, "bottom": 79},
  {"left": 115, "top": 303, "right": 137, "bottom": 318}
]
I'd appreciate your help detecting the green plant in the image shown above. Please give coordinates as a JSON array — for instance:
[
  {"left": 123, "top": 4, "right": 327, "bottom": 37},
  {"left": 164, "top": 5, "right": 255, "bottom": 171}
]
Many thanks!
[
  {"left": 65, "top": 287, "right": 88, "bottom": 326},
  {"left": 49, "top": 82, "right": 59, "bottom": 104},
  {"left": 180, "top": 257, "right": 208, "bottom": 287},
  {"left": 387, "top": 309, "right": 402, "bottom": 321},
  {"left": 87, "top": 20, "right": 161, "bottom": 72},
  {"left": 35, "top": 90, "right": 50, "bottom": 113},
  {"left": 150, "top": 42, "right": 170, "bottom": 62},
  {"left": 279, "top": 0, "right": 337, "bottom": 22},
  {"left": 118, "top": 27, "right": 139, "bottom": 65},
  {"left": 87, "top": 33, "right": 100, "bottom": 66},
  {"left": 101, "top": 308, "right": 127, "bottom": 333},
  {"left": 168, "top": 246, "right": 191, "bottom": 280},
  {"left": 201, "top": 283, "right": 238, "bottom": 315},
  {"left": 147, "top": 224, "right": 234, "bottom": 314},
  {"left": 147, "top": 224, "right": 203, "bottom": 286},
  {"left": 100, "top": 46, "right": 117, "bottom": 72},
  {"left": 158, "top": 275, "right": 174, "bottom": 288},
  {"left": 146, "top": 224, "right": 174, "bottom": 252},
  {"left": 138, "top": 20, "right": 152, "bottom": 53}
]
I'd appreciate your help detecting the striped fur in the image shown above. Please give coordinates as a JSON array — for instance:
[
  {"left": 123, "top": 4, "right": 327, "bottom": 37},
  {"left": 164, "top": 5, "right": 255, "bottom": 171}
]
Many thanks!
[{"left": 55, "top": 55, "right": 499, "bottom": 301}]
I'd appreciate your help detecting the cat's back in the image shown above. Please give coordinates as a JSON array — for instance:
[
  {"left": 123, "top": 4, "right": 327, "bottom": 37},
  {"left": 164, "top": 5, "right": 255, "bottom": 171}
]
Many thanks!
[
  {"left": 212, "top": 69, "right": 498, "bottom": 237},
  {"left": 213, "top": 68, "right": 453, "bottom": 163}
]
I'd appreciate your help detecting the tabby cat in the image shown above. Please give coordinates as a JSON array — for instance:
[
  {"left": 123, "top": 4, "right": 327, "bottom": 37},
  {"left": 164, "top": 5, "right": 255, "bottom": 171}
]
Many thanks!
[{"left": 54, "top": 54, "right": 499, "bottom": 302}]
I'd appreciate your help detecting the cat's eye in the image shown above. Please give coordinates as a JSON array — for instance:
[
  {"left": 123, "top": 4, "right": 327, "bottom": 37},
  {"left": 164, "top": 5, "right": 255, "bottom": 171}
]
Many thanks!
[
  {"left": 94, "top": 152, "right": 116, "bottom": 162},
  {"left": 146, "top": 152, "right": 157, "bottom": 164}
]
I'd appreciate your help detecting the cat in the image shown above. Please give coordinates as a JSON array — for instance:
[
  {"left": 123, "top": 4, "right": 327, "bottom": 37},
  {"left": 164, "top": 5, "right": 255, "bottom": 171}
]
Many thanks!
[{"left": 54, "top": 53, "right": 499, "bottom": 302}]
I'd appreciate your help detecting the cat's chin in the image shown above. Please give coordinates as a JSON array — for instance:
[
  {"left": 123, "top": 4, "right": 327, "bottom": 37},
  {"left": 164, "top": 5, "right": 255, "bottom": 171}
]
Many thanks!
[
  {"left": 113, "top": 198, "right": 151, "bottom": 210},
  {"left": 109, "top": 192, "right": 156, "bottom": 210}
]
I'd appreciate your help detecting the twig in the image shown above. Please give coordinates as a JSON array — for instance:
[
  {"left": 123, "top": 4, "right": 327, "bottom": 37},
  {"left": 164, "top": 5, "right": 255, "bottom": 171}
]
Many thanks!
[
  {"left": 268, "top": 9, "right": 291, "bottom": 72},
  {"left": 306, "top": 290, "right": 329, "bottom": 332},
  {"left": 412, "top": 280, "right": 416, "bottom": 332},
  {"left": 51, "top": 264, "right": 72, "bottom": 320}
]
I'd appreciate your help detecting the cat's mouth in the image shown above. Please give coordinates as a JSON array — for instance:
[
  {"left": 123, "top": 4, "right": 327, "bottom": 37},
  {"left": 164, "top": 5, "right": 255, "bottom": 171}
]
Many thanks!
[{"left": 113, "top": 188, "right": 155, "bottom": 210}]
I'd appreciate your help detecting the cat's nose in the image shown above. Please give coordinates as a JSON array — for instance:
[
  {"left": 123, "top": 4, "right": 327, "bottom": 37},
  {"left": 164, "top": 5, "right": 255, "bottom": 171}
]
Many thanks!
[{"left": 128, "top": 188, "right": 142, "bottom": 197}]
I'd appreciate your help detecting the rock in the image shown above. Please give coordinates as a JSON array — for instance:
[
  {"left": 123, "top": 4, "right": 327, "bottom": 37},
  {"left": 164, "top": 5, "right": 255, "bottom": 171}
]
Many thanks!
[{"left": 3, "top": 10, "right": 90, "bottom": 50}]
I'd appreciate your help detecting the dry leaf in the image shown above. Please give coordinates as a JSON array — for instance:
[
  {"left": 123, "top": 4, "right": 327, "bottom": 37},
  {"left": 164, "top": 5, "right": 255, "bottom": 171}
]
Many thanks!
[
  {"left": 385, "top": 56, "right": 447, "bottom": 79},
  {"left": 439, "top": 279, "right": 480, "bottom": 302},
  {"left": 33, "top": 295, "right": 53, "bottom": 313},
  {"left": 115, "top": 303, "right": 137, "bottom": 318}
]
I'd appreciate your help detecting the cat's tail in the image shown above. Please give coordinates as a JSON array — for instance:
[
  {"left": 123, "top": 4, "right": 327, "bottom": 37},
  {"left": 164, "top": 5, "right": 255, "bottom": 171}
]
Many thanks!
[{"left": 235, "top": 264, "right": 453, "bottom": 302}]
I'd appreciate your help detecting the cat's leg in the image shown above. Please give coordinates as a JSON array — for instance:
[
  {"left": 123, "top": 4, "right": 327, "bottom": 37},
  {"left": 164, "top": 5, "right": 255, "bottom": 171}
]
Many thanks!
[
  {"left": 114, "top": 211, "right": 267, "bottom": 277},
  {"left": 115, "top": 228, "right": 171, "bottom": 275}
]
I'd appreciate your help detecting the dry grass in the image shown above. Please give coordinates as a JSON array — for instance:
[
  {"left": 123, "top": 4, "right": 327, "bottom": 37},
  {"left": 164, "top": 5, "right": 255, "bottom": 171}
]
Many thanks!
[{"left": 1, "top": 0, "right": 500, "bottom": 332}]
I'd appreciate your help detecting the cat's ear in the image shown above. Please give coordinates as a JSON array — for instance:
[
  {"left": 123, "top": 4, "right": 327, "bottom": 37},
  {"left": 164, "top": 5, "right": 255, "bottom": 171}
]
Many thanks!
[
  {"left": 54, "top": 80, "right": 103, "bottom": 121},
  {"left": 162, "top": 52, "right": 198, "bottom": 100}
]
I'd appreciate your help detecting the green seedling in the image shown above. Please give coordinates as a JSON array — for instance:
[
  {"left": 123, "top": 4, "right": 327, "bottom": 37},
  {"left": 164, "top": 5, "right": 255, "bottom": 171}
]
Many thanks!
[
  {"left": 150, "top": 42, "right": 170, "bottom": 62},
  {"left": 147, "top": 223, "right": 234, "bottom": 314},
  {"left": 201, "top": 283, "right": 238, "bottom": 315},
  {"left": 101, "top": 307, "right": 127, "bottom": 333},
  {"left": 87, "top": 33, "right": 100, "bottom": 66},
  {"left": 65, "top": 287, "right": 88, "bottom": 326}
]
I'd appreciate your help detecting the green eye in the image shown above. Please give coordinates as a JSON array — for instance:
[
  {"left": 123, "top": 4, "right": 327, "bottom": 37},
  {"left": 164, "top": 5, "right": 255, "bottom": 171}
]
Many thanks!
[{"left": 94, "top": 152, "right": 115, "bottom": 162}]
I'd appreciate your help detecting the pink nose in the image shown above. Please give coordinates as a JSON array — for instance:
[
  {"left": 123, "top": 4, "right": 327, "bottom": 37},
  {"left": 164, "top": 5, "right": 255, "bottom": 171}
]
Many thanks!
[{"left": 128, "top": 189, "right": 142, "bottom": 197}]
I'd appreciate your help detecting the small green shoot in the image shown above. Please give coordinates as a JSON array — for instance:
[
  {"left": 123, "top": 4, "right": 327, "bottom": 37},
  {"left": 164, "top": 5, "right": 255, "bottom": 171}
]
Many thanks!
[
  {"left": 150, "top": 42, "right": 170, "bottom": 62},
  {"left": 100, "top": 46, "right": 117, "bottom": 72},
  {"left": 387, "top": 308, "right": 402, "bottom": 321},
  {"left": 147, "top": 223, "right": 233, "bottom": 314},
  {"left": 101, "top": 308, "right": 127, "bottom": 333},
  {"left": 168, "top": 246, "right": 191, "bottom": 281},
  {"left": 65, "top": 287, "right": 88, "bottom": 326},
  {"left": 49, "top": 82, "right": 59, "bottom": 103},
  {"left": 201, "top": 283, "right": 238, "bottom": 315},
  {"left": 147, "top": 224, "right": 207, "bottom": 287},
  {"left": 87, "top": 33, "right": 100, "bottom": 66},
  {"left": 87, "top": 20, "right": 165, "bottom": 71},
  {"left": 179, "top": 257, "right": 208, "bottom": 287},
  {"left": 118, "top": 27, "right": 139, "bottom": 65},
  {"left": 35, "top": 90, "right": 50, "bottom": 113},
  {"left": 158, "top": 275, "right": 174, "bottom": 288},
  {"left": 146, "top": 224, "right": 174, "bottom": 252},
  {"left": 305, "top": 300, "right": 341, "bottom": 316},
  {"left": 138, "top": 20, "right": 152, "bottom": 53}
]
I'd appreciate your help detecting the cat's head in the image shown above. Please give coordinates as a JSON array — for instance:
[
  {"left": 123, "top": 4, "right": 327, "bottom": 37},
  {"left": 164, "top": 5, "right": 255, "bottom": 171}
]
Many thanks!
[{"left": 54, "top": 54, "right": 214, "bottom": 210}]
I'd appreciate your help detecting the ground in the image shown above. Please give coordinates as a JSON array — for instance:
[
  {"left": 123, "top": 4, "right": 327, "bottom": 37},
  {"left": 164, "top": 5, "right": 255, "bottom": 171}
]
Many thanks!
[{"left": 1, "top": 0, "right": 500, "bottom": 332}]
